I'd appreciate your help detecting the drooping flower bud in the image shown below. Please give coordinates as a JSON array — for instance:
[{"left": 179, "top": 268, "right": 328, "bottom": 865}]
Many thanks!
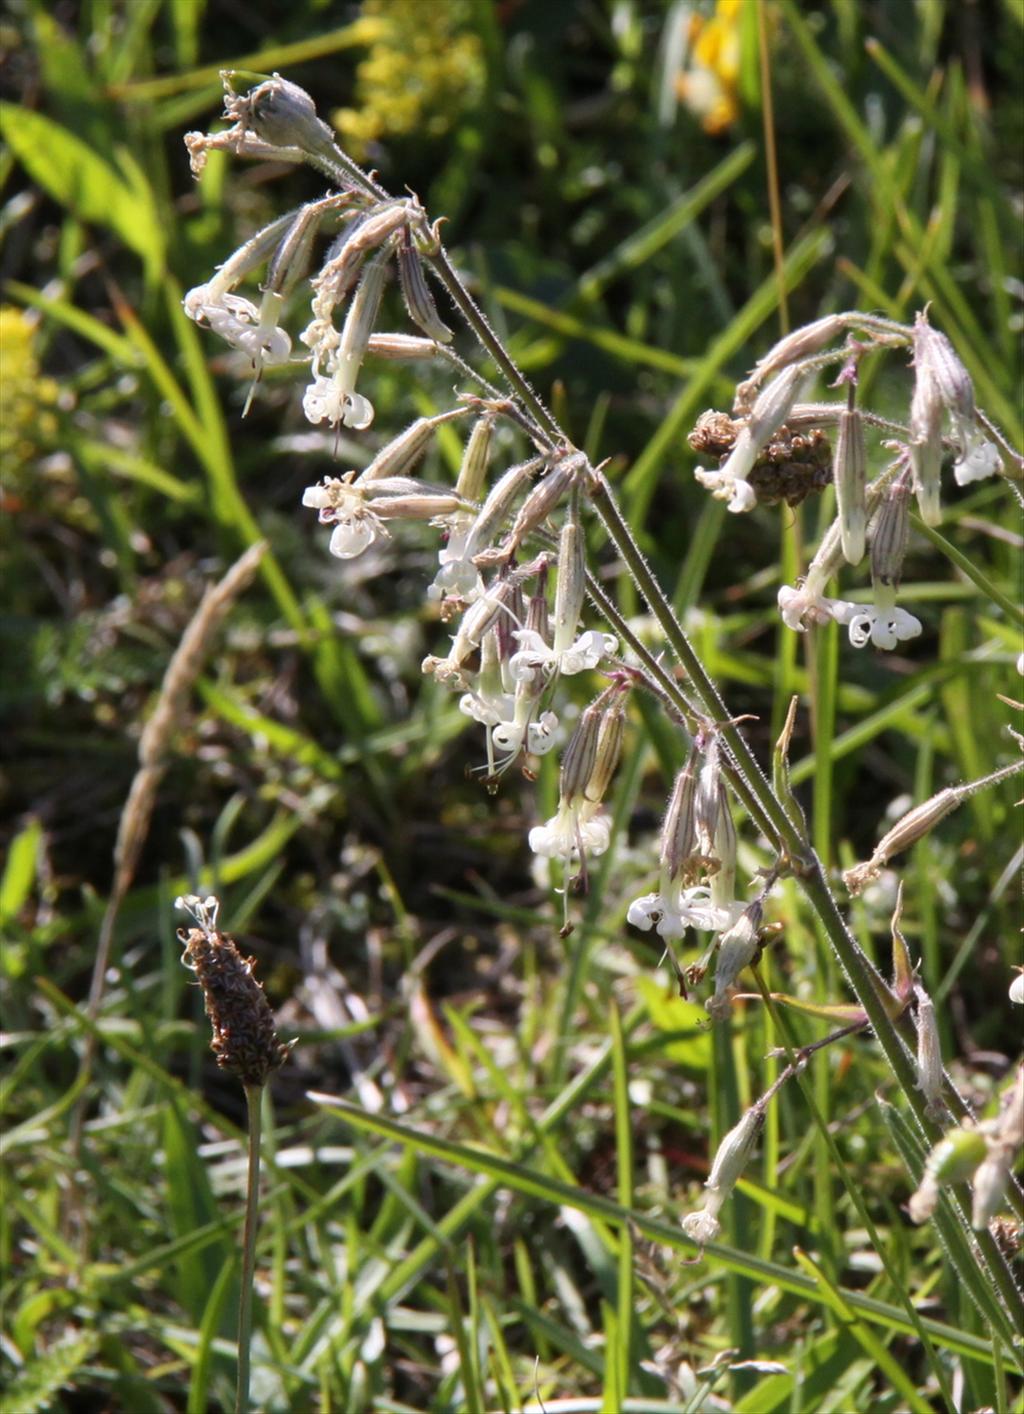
[
  {"left": 706, "top": 901, "right": 763, "bottom": 1021},
  {"left": 551, "top": 495, "right": 586, "bottom": 656},
  {"left": 227, "top": 74, "right": 338, "bottom": 159},
  {"left": 682, "top": 1104, "right": 766, "bottom": 1247}
]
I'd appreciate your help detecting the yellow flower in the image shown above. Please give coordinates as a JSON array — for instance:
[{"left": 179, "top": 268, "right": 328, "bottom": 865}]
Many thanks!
[
  {"left": 333, "top": 0, "right": 485, "bottom": 156},
  {"left": 676, "top": 0, "right": 744, "bottom": 136},
  {"left": 0, "top": 306, "right": 59, "bottom": 483}
]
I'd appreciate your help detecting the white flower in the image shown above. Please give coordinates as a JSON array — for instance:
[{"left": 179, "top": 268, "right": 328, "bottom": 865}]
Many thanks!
[
  {"left": 302, "top": 478, "right": 384, "bottom": 559},
  {"left": 509, "top": 627, "right": 616, "bottom": 680},
  {"left": 694, "top": 465, "right": 757, "bottom": 514},
  {"left": 777, "top": 581, "right": 838, "bottom": 632},
  {"left": 953, "top": 429, "right": 1003, "bottom": 486},
  {"left": 626, "top": 885, "right": 739, "bottom": 940},
  {"left": 832, "top": 595, "right": 922, "bottom": 652},
  {"left": 681, "top": 1209, "right": 721, "bottom": 1246},
  {"left": 529, "top": 804, "right": 611, "bottom": 861},
  {"left": 302, "top": 369, "right": 374, "bottom": 431},
  {"left": 183, "top": 284, "right": 292, "bottom": 366},
  {"left": 1009, "top": 971, "right": 1024, "bottom": 1005},
  {"left": 428, "top": 521, "right": 483, "bottom": 603},
  {"left": 493, "top": 711, "right": 559, "bottom": 758}
]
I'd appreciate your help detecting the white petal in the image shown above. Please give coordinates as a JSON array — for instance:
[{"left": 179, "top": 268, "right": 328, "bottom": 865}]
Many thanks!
[{"left": 328, "top": 518, "right": 376, "bottom": 558}]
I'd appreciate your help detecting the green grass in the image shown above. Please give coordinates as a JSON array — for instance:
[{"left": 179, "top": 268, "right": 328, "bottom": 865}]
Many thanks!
[{"left": 2, "top": 1, "right": 1022, "bottom": 1411}]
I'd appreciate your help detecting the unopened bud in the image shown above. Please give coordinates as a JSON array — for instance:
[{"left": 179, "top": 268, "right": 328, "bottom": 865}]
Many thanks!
[
  {"left": 914, "top": 986, "right": 944, "bottom": 1117},
  {"left": 709, "top": 789, "right": 737, "bottom": 910},
  {"left": 397, "top": 236, "right": 452, "bottom": 343},
  {"left": 228, "top": 74, "right": 336, "bottom": 157},
  {"left": 835, "top": 396, "right": 867, "bottom": 564},
  {"left": 971, "top": 1151, "right": 1011, "bottom": 1231},
  {"left": 844, "top": 787, "right": 958, "bottom": 894},
  {"left": 913, "top": 311, "right": 975, "bottom": 424},
  {"left": 907, "top": 1127, "right": 987, "bottom": 1223},
  {"left": 505, "top": 457, "right": 579, "bottom": 554},
  {"left": 454, "top": 416, "right": 495, "bottom": 502},
  {"left": 739, "top": 315, "right": 847, "bottom": 404},
  {"left": 463, "top": 458, "right": 542, "bottom": 559}
]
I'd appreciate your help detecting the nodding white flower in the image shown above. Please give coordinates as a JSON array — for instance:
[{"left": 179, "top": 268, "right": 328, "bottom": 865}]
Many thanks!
[
  {"left": 1009, "top": 971, "right": 1024, "bottom": 1005},
  {"left": 777, "top": 581, "right": 839, "bottom": 632},
  {"left": 528, "top": 803, "right": 611, "bottom": 861},
  {"left": 183, "top": 284, "right": 292, "bottom": 366},
  {"left": 302, "top": 478, "right": 384, "bottom": 558},
  {"left": 459, "top": 688, "right": 558, "bottom": 766},
  {"left": 428, "top": 520, "right": 484, "bottom": 604},
  {"left": 509, "top": 627, "right": 616, "bottom": 680},
  {"left": 694, "top": 464, "right": 757, "bottom": 514},
  {"left": 832, "top": 587, "right": 922, "bottom": 652},
  {"left": 302, "top": 365, "right": 374, "bottom": 431},
  {"left": 953, "top": 429, "right": 1003, "bottom": 486},
  {"left": 626, "top": 884, "right": 741, "bottom": 940}
]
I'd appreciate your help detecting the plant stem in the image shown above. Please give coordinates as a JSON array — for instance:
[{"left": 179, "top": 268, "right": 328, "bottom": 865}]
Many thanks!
[
  {"left": 406, "top": 195, "right": 1021, "bottom": 1334},
  {"left": 236, "top": 1084, "right": 264, "bottom": 1414}
]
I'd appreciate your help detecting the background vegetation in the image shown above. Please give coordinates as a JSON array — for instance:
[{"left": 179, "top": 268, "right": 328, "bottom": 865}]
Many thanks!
[{"left": 1, "top": 1, "right": 1021, "bottom": 1410}]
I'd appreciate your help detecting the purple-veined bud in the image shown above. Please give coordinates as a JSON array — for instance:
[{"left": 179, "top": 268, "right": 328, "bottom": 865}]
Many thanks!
[
  {"left": 454, "top": 416, "right": 495, "bottom": 503},
  {"left": 661, "top": 750, "right": 701, "bottom": 883},
  {"left": 397, "top": 234, "right": 452, "bottom": 343},
  {"left": 586, "top": 695, "right": 626, "bottom": 805},
  {"left": 870, "top": 473, "right": 912, "bottom": 589},
  {"left": 463, "top": 458, "right": 543, "bottom": 560},
  {"left": 559, "top": 702, "right": 602, "bottom": 804},
  {"left": 504, "top": 456, "right": 579, "bottom": 555}
]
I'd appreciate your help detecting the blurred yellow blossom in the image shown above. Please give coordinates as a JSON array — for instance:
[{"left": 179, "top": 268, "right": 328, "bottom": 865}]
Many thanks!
[
  {"left": 0, "top": 306, "right": 59, "bottom": 484},
  {"left": 676, "top": 0, "right": 744, "bottom": 135},
  {"left": 333, "top": 0, "right": 485, "bottom": 156}
]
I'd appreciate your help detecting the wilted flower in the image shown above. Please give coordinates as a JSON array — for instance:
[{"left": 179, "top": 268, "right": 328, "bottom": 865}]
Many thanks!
[{"left": 682, "top": 1103, "right": 765, "bottom": 1247}]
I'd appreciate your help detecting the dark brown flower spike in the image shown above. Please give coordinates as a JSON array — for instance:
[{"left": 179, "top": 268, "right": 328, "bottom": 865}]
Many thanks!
[{"left": 177, "top": 895, "right": 289, "bottom": 1089}]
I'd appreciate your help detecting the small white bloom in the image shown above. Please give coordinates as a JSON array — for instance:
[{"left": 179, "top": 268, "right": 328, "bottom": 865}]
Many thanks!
[
  {"left": 681, "top": 1209, "right": 721, "bottom": 1246},
  {"left": 184, "top": 284, "right": 292, "bottom": 366},
  {"left": 832, "top": 597, "right": 922, "bottom": 652},
  {"left": 777, "top": 582, "right": 839, "bottom": 632},
  {"left": 528, "top": 804, "right": 611, "bottom": 861},
  {"left": 509, "top": 627, "right": 615, "bottom": 680},
  {"left": 953, "top": 429, "right": 1003, "bottom": 486},
  {"left": 1009, "top": 972, "right": 1024, "bottom": 1005},
  {"left": 302, "top": 370, "right": 374, "bottom": 431},
  {"left": 694, "top": 465, "right": 757, "bottom": 514},
  {"left": 626, "top": 885, "right": 738, "bottom": 940},
  {"left": 492, "top": 710, "right": 559, "bottom": 759},
  {"left": 428, "top": 521, "right": 483, "bottom": 603},
  {"left": 302, "top": 477, "right": 383, "bottom": 559}
]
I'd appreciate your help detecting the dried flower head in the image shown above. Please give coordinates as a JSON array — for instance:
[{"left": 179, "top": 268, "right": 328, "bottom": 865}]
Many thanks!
[{"left": 176, "top": 894, "right": 289, "bottom": 1088}]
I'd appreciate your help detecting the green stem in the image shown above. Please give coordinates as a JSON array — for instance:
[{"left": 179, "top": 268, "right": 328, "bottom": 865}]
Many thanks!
[{"left": 236, "top": 1084, "right": 264, "bottom": 1414}]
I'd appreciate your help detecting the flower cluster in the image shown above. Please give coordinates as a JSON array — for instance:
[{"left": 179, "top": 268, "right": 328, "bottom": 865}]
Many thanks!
[{"left": 690, "top": 309, "right": 1011, "bottom": 653}]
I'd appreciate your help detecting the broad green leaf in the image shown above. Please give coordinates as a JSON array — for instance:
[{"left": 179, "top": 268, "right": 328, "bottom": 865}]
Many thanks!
[{"left": 0, "top": 104, "right": 164, "bottom": 275}]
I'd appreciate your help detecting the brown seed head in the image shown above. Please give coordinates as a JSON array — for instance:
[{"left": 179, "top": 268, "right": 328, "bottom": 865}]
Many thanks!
[{"left": 179, "top": 923, "right": 289, "bottom": 1088}]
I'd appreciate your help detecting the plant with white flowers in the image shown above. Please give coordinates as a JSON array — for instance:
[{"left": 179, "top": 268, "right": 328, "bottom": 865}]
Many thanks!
[{"left": 182, "top": 73, "right": 1023, "bottom": 1286}]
